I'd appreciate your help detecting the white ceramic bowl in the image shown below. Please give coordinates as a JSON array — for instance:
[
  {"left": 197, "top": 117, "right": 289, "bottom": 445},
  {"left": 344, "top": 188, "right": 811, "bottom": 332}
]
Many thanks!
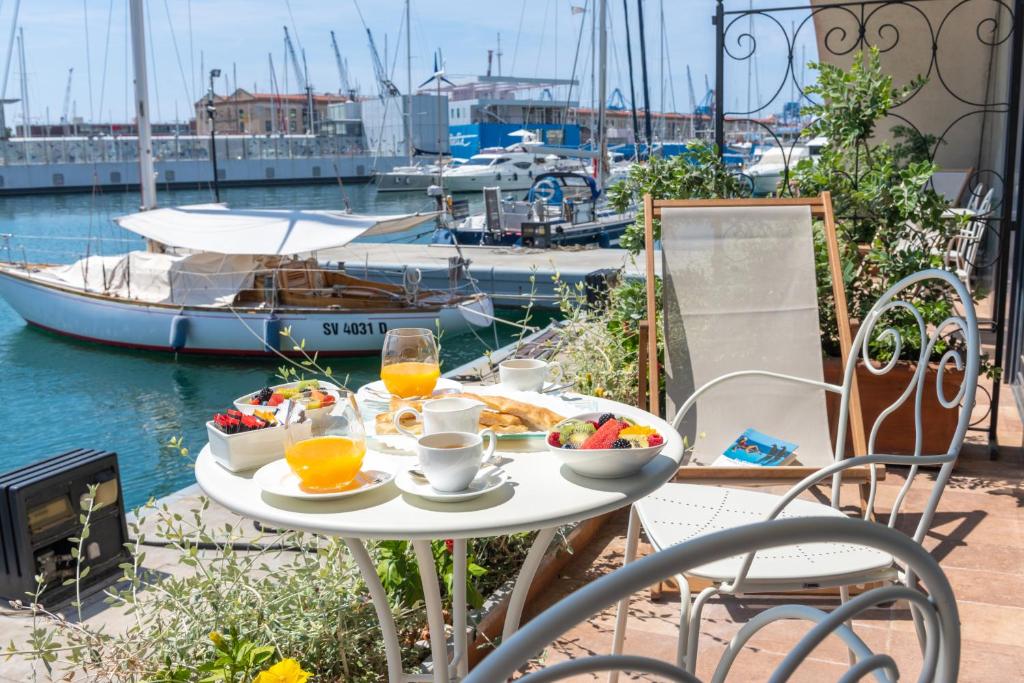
[
  {"left": 207, "top": 418, "right": 313, "bottom": 472},
  {"left": 234, "top": 380, "right": 343, "bottom": 431},
  {"left": 547, "top": 412, "right": 666, "bottom": 479}
]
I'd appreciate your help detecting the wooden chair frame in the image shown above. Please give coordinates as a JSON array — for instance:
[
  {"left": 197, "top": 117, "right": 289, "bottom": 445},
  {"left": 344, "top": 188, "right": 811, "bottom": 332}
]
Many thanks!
[{"left": 642, "top": 192, "right": 874, "bottom": 485}]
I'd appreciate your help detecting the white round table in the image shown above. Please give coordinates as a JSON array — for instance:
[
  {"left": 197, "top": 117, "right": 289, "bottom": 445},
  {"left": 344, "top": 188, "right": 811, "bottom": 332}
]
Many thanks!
[{"left": 195, "top": 396, "right": 683, "bottom": 682}]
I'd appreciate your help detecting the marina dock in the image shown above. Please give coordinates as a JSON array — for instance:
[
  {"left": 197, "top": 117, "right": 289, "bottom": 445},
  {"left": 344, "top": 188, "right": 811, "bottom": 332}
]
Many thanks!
[{"left": 324, "top": 242, "right": 660, "bottom": 308}]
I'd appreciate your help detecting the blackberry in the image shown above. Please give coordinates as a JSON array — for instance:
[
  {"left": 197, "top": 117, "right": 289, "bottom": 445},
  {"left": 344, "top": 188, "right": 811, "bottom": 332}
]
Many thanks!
[
  {"left": 597, "top": 412, "right": 615, "bottom": 426},
  {"left": 256, "top": 387, "right": 274, "bottom": 403},
  {"left": 611, "top": 438, "right": 632, "bottom": 449}
]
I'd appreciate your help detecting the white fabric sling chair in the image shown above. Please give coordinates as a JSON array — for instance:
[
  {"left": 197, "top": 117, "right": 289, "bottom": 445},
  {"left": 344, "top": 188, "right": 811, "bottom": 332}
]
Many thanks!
[
  {"left": 611, "top": 267, "right": 979, "bottom": 676},
  {"left": 465, "top": 517, "right": 961, "bottom": 683}
]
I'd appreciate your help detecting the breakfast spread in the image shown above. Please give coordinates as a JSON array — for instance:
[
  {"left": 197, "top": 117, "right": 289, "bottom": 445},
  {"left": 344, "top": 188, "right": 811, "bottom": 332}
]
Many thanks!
[
  {"left": 374, "top": 392, "right": 565, "bottom": 436},
  {"left": 547, "top": 413, "right": 664, "bottom": 450}
]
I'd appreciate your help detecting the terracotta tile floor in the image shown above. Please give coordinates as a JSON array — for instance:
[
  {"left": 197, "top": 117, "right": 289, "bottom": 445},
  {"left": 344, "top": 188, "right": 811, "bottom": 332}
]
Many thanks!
[{"left": 515, "top": 442, "right": 1024, "bottom": 682}]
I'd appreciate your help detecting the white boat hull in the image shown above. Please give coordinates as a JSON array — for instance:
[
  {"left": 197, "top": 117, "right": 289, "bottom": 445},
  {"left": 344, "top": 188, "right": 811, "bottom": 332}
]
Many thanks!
[
  {"left": 442, "top": 172, "right": 536, "bottom": 193},
  {"left": 376, "top": 172, "right": 439, "bottom": 193},
  {"left": 0, "top": 266, "right": 493, "bottom": 357}
]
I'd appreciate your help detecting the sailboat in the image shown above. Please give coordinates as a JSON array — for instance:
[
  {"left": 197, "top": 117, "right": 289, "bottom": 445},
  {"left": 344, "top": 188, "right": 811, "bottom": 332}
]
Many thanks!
[{"left": 0, "top": 0, "right": 493, "bottom": 357}]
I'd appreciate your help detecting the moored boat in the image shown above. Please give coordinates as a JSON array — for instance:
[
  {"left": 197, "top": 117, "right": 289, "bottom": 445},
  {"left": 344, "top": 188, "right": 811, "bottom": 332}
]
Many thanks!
[
  {"left": 0, "top": 204, "right": 493, "bottom": 356},
  {"left": 433, "top": 171, "right": 634, "bottom": 248}
]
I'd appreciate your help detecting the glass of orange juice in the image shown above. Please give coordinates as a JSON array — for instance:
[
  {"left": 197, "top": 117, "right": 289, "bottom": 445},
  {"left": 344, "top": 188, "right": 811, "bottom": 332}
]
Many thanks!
[
  {"left": 285, "top": 392, "right": 367, "bottom": 493},
  {"left": 380, "top": 328, "right": 441, "bottom": 398}
]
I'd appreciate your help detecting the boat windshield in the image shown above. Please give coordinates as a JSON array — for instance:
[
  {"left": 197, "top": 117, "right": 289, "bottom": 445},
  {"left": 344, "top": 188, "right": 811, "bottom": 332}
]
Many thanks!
[{"left": 463, "top": 157, "right": 496, "bottom": 166}]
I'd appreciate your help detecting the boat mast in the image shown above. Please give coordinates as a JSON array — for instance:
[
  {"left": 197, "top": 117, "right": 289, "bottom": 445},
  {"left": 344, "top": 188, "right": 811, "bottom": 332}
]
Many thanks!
[
  {"left": 405, "top": 0, "right": 413, "bottom": 164},
  {"left": 129, "top": 0, "right": 157, "bottom": 210},
  {"left": 0, "top": 0, "right": 21, "bottom": 139},
  {"left": 597, "top": 0, "right": 607, "bottom": 189},
  {"left": 16, "top": 28, "right": 28, "bottom": 138}
]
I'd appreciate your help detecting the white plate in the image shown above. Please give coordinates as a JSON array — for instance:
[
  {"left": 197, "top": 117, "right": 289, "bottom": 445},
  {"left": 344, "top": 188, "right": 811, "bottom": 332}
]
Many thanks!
[
  {"left": 394, "top": 467, "right": 510, "bottom": 503},
  {"left": 356, "top": 378, "right": 464, "bottom": 405},
  {"left": 253, "top": 459, "right": 394, "bottom": 500}
]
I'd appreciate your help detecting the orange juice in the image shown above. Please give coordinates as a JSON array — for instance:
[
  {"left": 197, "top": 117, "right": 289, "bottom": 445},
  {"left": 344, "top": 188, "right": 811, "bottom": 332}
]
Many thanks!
[
  {"left": 285, "top": 436, "right": 366, "bottom": 492},
  {"left": 380, "top": 361, "right": 441, "bottom": 397}
]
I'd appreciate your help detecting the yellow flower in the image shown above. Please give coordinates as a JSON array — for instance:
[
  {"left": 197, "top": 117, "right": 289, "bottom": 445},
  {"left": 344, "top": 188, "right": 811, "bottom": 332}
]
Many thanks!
[
  {"left": 208, "top": 631, "right": 225, "bottom": 649},
  {"left": 254, "top": 659, "right": 311, "bottom": 683}
]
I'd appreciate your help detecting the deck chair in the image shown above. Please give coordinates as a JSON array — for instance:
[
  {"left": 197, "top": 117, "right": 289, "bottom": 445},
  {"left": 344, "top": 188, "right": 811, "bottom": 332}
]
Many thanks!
[
  {"left": 639, "top": 193, "right": 869, "bottom": 482},
  {"left": 614, "top": 268, "right": 979, "bottom": 676},
  {"left": 466, "top": 518, "right": 961, "bottom": 683}
]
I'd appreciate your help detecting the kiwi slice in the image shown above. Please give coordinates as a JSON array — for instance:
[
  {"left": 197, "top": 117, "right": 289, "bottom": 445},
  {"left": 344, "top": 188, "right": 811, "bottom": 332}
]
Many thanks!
[
  {"left": 567, "top": 431, "right": 591, "bottom": 448},
  {"left": 561, "top": 420, "right": 596, "bottom": 437}
]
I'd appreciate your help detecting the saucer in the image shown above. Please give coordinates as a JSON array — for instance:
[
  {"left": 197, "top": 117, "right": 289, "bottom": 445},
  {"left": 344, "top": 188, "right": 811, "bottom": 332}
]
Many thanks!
[
  {"left": 253, "top": 459, "right": 394, "bottom": 500},
  {"left": 394, "top": 467, "right": 510, "bottom": 503},
  {"left": 356, "top": 378, "right": 464, "bottom": 405}
]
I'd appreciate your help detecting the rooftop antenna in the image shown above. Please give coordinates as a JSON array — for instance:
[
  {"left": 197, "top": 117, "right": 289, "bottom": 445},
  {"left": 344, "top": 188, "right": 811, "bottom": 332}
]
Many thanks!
[{"left": 496, "top": 32, "right": 502, "bottom": 76}]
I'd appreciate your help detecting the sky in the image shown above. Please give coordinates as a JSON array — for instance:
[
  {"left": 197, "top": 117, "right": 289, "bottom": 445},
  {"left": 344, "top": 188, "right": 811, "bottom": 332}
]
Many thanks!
[{"left": 6, "top": 0, "right": 817, "bottom": 126}]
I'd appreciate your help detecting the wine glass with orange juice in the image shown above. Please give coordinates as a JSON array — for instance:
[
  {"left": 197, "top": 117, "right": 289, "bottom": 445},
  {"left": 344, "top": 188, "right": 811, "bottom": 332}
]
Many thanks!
[
  {"left": 380, "top": 328, "right": 441, "bottom": 398},
  {"left": 285, "top": 392, "right": 367, "bottom": 493}
]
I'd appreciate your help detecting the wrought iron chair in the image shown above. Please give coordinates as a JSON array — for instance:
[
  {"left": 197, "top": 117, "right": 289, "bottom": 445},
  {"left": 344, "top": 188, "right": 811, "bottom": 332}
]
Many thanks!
[
  {"left": 465, "top": 517, "right": 960, "bottom": 683},
  {"left": 611, "top": 268, "right": 978, "bottom": 675},
  {"left": 944, "top": 188, "right": 994, "bottom": 291}
]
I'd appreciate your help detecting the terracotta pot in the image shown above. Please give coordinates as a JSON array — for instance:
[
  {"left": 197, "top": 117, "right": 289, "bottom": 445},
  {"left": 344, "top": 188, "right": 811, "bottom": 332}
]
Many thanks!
[{"left": 823, "top": 357, "right": 962, "bottom": 456}]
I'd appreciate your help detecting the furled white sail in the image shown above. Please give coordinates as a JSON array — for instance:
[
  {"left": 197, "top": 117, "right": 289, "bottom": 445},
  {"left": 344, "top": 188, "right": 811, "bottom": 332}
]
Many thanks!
[{"left": 115, "top": 204, "right": 435, "bottom": 255}]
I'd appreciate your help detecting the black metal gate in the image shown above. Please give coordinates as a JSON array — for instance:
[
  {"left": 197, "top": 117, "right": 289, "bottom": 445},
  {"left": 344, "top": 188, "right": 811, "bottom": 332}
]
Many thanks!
[{"left": 713, "top": 0, "right": 1023, "bottom": 448}]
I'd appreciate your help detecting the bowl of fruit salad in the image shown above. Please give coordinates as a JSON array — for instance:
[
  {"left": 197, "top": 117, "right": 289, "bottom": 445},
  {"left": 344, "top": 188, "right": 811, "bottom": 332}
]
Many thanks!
[
  {"left": 547, "top": 412, "right": 667, "bottom": 478},
  {"left": 235, "top": 380, "right": 341, "bottom": 432}
]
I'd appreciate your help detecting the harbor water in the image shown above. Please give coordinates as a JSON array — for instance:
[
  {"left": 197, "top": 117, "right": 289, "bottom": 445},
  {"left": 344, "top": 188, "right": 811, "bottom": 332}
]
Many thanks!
[{"left": 0, "top": 183, "right": 543, "bottom": 508}]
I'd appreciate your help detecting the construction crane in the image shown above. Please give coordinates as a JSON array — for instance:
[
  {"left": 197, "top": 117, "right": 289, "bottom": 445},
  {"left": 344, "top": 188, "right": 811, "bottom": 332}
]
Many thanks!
[
  {"left": 685, "top": 65, "right": 697, "bottom": 114},
  {"left": 329, "top": 30, "right": 355, "bottom": 99},
  {"left": 366, "top": 27, "right": 400, "bottom": 100},
  {"left": 60, "top": 67, "right": 73, "bottom": 132},
  {"left": 283, "top": 26, "right": 315, "bottom": 133}
]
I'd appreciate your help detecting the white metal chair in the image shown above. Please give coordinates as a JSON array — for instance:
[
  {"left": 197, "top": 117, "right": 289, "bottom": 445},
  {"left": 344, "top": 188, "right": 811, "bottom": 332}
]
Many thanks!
[
  {"left": 944, "top": 187, "right": 994, "bottom": 291},
  {"left": 612, "top": 268, "right": 979, "bottom": 675},
  {"left": 465, "top": 517, "right": 961, "bottom": 683}
]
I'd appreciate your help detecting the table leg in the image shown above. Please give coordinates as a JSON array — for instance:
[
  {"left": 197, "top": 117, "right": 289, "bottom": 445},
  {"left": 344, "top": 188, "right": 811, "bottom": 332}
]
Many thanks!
[
  {"left": 412, "top": 540, "right": 450, "bottom": 683},
  {"left": 452, "top": 539, "right": 469, "bottom": 679},
  {"left": 501, "top": 526, "right": 557, "bottom": 643},
  {"left": 343, "top": 537, "right": 405, "bottom": 683}
]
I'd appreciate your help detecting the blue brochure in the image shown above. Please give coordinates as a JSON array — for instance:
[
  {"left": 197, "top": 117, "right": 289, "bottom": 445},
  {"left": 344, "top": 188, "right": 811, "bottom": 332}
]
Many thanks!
[{"left": 722, "top": 428, "right": 799, "bottom": 466}]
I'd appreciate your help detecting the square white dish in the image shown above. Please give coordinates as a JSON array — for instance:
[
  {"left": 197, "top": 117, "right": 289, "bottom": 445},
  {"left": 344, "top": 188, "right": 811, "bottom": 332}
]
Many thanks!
[{"left": 207, "top": 419, "right": 312, "bottom": 472}]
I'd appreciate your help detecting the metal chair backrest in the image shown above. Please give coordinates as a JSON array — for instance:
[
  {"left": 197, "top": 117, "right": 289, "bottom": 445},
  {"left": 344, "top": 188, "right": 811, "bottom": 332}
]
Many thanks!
[
  {"left": 832, "top": 269, "right": 980, "bottom": 541},
  {"left": 465, "top": 517, "right": 960, "bottom": 683},
  {"left": 644, "top": 194, "right": 867, "bottom": 468}
]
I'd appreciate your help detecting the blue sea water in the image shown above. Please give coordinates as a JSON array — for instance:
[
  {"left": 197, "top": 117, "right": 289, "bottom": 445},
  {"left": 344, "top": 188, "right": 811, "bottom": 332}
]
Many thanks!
[{"left": 0, "top": 183, "right": 537, "bottom": 508}]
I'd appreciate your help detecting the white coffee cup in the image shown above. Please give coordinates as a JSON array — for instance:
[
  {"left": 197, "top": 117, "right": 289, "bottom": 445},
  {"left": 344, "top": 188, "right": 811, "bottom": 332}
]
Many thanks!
[
  {"left": 416, "top": 429, "right": 497, "bottom": 492},
  {"left": 498, "top": 358, "right": 562, "bottom": 392},
  {"left": 394, "top": 397, "right": 485, "bottom": 438}
]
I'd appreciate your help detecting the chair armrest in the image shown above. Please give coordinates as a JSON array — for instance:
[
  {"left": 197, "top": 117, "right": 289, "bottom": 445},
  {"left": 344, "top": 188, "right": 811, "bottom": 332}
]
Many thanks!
[{"left": 670, "top": 370, "right": 842, "bottom": 431}]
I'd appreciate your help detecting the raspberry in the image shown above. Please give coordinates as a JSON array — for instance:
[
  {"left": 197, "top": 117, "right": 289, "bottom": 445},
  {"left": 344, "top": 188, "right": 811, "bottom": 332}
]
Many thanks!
[
  {"left": 611, "top": 438, "right": 632, "bottom": 449},
  {"left": 588, "top": 420, "right": 600, "bottom": 429},
  {"left": 597, "top": 413, "right": 615, "bottom": 426},
  {"left": 547, "top": 432, "right": 562, "bottom": 447},
  {"left": 648, "top": 434, "right": 664, "bottom": 447}
]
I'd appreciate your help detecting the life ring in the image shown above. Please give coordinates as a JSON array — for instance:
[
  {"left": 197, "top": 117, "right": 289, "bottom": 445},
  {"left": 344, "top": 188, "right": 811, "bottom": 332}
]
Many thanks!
[{"left": 532, "top": 177, "right": 558, "bottom": 202}]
